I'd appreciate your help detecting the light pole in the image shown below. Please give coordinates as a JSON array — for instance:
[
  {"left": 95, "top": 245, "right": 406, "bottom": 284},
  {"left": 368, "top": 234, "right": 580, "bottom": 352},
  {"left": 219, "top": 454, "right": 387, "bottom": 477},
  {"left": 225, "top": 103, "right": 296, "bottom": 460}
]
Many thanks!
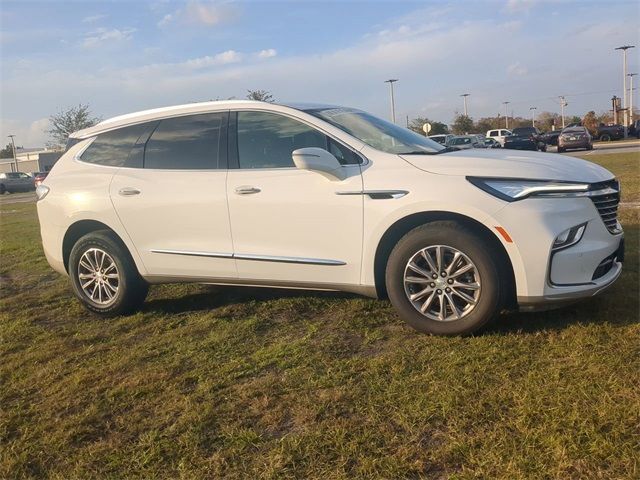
[
  {"left": 629, "top": 73, "right": 637, "bottom": 123},
  {"left": 529, "top": 107, "right": 537, "bottom": 127},
  {"left": 502, "top": 101, "right": 510, "bottom": 129},
  {"left": 615, "top": 45, "right": 635, "bottom": 137},
  {"left": 8, "top": 135, "right": 18, "bottom": 172},
  {"left": 559, "top": 96, "right": 567, "bottom": 129},
  {"left": 384, "top": 79, "right": 398, "bottom": 123},
  {"left": 460, "top": 93, "right": 470, "bottom": 117}
]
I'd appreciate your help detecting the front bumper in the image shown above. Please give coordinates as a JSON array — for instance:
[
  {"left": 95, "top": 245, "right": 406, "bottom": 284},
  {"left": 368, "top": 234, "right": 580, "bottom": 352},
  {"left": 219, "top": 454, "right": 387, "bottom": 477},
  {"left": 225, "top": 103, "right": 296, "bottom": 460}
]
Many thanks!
[{"left": 492, "top": 196, "right": 623, "bottom": 309}]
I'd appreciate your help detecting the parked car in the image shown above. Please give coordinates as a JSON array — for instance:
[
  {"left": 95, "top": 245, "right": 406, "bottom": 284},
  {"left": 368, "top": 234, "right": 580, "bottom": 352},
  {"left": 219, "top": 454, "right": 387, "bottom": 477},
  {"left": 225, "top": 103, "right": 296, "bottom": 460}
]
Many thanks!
[
  {"left": 449, "top": 135, "right": 485, "bottom": 149},
  {"left": 557, "top": 126, "right": 593, "bottom": 152},
  {"left": 541, "top": 130, "right": 562, "bottom": 146},
  {"left": 486, "top": 129, "right": 512, "bottom": 146},
  {"left": 0, "top": 172, "right": 37, "bottom": 194},
  {"left": 628, "top": 119, "right": 640, "bottom": 139},
  {"left": 36, "top": 101, "right": 624, "bottom": 336},
  {"left": 427, "top": 134, "right": 454, "bottom": 146},
  {"left": 504, "top": 127, "right": 547, "bottom": 151},
  {"left": 596, "top": 124, "right": 624, "bottom": 141},
  {"left": 483, "top": 138, "right": 502, "bottom": 148},
  {"left": 33, "top": 172, "right": 49, "bottom": 187}
]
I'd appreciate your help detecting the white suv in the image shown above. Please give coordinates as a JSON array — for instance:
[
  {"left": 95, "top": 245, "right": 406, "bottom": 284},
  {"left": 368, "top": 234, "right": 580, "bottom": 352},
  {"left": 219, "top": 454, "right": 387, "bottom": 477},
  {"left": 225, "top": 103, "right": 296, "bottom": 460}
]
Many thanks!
[
  {"left": 36, "top": 101, "right": 624, "bottom": 335},
  {"left": 486, "top": 129, "right": 512, "bottom": 146}
]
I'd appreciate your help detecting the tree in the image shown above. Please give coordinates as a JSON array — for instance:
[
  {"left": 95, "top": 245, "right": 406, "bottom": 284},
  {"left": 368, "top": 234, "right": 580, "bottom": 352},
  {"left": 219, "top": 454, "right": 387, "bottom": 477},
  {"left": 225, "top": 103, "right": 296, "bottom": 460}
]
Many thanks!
[
  {"left": 246, "top": 89, "right": 274, "bottom": 102},
  {"left": 47, "top": 104, "right": 101, "bottom": 148},
  {"left": 582, "top": 111, "right": 599, "bottom": 135},
  {"left": 0, "top": 143, "right": 13, "bottom": 159},
  {"left": 451, "top": 114, "right": 474, "bottom": 135},
  {"left": 408, "top": 117, "right": 448, "bottom": 136}
]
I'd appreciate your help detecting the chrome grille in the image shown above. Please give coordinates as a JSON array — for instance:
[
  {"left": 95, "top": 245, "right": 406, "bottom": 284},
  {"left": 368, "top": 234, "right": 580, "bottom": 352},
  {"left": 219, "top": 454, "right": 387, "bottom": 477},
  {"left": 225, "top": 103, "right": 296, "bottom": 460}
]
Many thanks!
[{"left": 589, "top": 180, "right": 620, "bottom": 234}]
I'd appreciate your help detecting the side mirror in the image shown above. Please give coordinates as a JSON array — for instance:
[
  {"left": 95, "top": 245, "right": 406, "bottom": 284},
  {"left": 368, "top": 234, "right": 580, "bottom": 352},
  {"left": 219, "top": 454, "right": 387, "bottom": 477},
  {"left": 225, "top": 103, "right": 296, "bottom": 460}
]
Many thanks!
[{"left": 292, "top": 147, "right": 346, "bottom": 180}]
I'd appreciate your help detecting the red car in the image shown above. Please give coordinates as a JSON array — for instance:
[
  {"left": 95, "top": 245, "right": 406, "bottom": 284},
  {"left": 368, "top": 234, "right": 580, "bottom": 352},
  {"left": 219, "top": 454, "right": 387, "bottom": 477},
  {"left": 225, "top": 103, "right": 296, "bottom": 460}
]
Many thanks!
[{"left": 33, "top": 172, "right": 48, "bottom": 187}]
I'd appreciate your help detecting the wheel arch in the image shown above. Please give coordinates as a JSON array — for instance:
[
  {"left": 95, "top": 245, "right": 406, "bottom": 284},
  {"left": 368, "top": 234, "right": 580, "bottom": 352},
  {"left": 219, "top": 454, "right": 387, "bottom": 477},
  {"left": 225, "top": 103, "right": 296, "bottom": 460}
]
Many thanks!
[
  {"left": 372, "top": 211, "right": 517, "bottom": 310},
  {"left": 62, "top": 220, "right": 136, "bottom": 274}
]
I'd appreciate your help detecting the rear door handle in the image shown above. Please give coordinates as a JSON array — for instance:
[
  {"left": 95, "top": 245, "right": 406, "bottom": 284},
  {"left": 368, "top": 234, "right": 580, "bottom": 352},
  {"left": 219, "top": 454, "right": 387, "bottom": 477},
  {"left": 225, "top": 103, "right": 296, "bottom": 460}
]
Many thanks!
[
  {"left": 235, "top": 186, "right": 261, "bottom": 195},
  {"left": 119, "top": 187, "right": 141, "bottom": 196}
]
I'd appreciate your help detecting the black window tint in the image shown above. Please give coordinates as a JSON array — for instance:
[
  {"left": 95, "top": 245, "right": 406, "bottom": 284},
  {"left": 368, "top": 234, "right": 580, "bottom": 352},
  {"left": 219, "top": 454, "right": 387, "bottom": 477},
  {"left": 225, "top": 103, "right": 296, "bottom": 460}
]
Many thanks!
[
  {"left": 144, "top": 113, "right": 224, "bottom": 170},
  {"left": 328, "top": 138, "right": 360, "bottom": 165},
  {"left": 237, "top": 112, "right": 326, "bottom": 168},
  {"left": 81, "top": 123, "right": 149, "bottom": 167}
]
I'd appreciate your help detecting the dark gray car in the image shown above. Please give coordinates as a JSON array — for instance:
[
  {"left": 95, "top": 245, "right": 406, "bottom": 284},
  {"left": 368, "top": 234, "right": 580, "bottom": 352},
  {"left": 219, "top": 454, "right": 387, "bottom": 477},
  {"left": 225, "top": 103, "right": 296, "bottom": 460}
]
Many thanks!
[{"left": 0, "top": 172, "right": 36, "bottom": 194}]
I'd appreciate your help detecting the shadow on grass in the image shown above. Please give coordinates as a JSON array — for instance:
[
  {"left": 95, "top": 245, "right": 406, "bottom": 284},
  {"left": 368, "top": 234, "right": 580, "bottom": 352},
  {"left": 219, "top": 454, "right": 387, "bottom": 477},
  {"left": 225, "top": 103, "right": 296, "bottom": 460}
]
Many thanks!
[{"left": 142, "top": 284, "right": 359, "bottom": 315}]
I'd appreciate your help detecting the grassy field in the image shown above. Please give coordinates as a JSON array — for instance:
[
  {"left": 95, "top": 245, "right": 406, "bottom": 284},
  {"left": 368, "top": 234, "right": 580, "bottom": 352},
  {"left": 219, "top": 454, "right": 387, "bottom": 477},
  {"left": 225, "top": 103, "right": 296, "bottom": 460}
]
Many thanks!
[{"left": 1, "top": 152, "right": 638, "bottom": 479}]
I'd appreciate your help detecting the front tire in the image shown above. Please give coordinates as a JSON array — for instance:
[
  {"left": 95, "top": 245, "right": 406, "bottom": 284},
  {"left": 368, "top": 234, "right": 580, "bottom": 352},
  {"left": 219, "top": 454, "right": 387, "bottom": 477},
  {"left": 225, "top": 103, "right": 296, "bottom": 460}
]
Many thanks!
[
  {"left": 69, "top": 230, "right": 148, "bottom": 316},
  {"left": 386, "top": 222, "right": 502, "bottom": 335}
]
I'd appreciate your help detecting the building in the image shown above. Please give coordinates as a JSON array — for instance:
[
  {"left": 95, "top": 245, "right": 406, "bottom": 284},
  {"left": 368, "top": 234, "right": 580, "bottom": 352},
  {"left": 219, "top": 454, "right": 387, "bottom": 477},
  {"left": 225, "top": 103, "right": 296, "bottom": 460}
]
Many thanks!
[{"left": 0, "top": 148, "right": 63, "bottom": 174}]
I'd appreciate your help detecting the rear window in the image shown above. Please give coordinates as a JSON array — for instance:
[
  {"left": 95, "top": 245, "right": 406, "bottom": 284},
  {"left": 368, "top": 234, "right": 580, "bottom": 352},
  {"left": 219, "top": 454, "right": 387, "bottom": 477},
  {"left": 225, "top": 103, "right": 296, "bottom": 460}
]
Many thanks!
[
  {"left": 81, "top": 123, "right": 150, "bottom": 167},
  {"left": 513, "top": 127, "right": 536, "bottom": 135},
  {"left": 65, "top": 137, "right": 82, "bottom": 152}
]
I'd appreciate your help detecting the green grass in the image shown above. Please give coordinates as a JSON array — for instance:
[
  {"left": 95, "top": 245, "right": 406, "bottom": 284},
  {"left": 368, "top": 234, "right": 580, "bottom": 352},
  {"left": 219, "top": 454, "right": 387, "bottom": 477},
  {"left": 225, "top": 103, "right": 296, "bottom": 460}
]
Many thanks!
[{"left": 1, "top": 153, "right": 639, "bottom": 479}]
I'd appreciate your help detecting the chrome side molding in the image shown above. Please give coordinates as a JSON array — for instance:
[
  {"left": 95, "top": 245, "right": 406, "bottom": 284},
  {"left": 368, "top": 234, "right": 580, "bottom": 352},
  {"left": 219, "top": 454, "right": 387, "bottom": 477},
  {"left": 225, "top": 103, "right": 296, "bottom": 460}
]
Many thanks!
[
  {"left": 336, "top": 190, "right": 409, "bottom": 199},
  {"left": 150, "top": 249, "right": 233, "bottom": 259},
  {"left": 150, "top": 249, "right": 345, "bottom": 266}
]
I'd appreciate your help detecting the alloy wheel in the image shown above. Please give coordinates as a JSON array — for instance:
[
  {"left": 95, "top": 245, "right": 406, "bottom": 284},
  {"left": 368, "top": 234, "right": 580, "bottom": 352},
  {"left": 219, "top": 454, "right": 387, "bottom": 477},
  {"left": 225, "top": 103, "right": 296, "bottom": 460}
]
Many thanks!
[
  {"left": 403, "top": 245, "right": 481, "bottom": 322},
  {"left": 77, "top": 248, "right": 120, "bottom": 305}
]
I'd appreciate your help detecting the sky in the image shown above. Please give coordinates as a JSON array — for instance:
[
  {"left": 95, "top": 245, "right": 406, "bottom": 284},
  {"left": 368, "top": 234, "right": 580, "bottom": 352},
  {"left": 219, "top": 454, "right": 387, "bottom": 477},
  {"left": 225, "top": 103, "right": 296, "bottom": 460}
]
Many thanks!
[{"left": 1, "top": 0, "right": 639, "bottom": 148}]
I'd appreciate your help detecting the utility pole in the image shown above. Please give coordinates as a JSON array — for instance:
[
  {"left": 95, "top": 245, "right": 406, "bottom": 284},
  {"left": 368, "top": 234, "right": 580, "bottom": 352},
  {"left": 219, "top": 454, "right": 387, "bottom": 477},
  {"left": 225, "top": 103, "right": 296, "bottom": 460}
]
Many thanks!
[
  {"left": 502, "top": 102, "right": 510, "bottom": 129},
  {"left": 615, "top": 45, "right": 635, "bottom": 137},
  {"left": 384, "top": 79, "right": 398, "bottom": 123},
  {"left": 629, "top": 73, "right": 637, "bottom": 123},
  {"left": 559, "top": 96, "right": 567, "bottom": 129},
  {"left": 8, "top": 135, "right": 18, "bottom": 172},
  {"left": 529, "top": 107, "right": 537, "bottom": 127},
  {"left": 460, "top": 93, "right": 470, "bottom": 117}
]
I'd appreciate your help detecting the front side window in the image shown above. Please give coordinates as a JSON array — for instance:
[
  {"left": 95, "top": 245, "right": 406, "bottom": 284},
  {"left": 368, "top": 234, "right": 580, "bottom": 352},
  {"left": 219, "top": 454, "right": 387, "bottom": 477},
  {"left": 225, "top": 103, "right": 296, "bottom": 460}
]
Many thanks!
[
  {"left": 81, "top": 123, "right": 150, "bottom": 167},
  {"left": 144, "top": 113, "right": 224, "bottom": 170},
  {"left": 306, "top": 107, "right": 445, "bottom": 155},
  {"left": 490, "top": 131, "right": 498, "bottom": 137},
  {"left": 237, "top": 111, "right": 327, "bottom": 169}
]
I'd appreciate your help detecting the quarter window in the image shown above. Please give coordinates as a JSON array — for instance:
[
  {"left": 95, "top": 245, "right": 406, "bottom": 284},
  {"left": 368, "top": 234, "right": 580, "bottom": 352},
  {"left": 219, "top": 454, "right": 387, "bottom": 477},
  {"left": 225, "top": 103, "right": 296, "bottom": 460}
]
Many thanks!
[
  {"left": 144, "top": 113, "right": 225, "bottom": 170},
  {"left": 81, "top": 123, "right": 150, "bottom": 167},
  {"left": 237, "top": 112, "right": 326, "bottom": 169}
]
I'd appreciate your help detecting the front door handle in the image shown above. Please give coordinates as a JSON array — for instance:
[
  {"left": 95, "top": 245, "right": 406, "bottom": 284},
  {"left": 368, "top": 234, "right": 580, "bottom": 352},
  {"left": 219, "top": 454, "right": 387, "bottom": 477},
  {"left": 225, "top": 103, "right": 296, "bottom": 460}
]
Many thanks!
[
  {"left": 235, "top": 186, "right": 261, "bottom": 195},
  {"left": 119, "top": 187, "right": 141, "bottom": 196}
]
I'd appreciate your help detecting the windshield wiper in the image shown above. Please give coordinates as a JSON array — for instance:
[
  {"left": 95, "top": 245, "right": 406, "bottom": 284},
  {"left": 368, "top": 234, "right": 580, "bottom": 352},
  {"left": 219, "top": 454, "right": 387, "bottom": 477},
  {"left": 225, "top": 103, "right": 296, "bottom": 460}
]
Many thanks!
[
  {"left": 434, "top": 146, "right": 460, "bottom": 154},
  {"left": 398, "top": 150, "right": 439, "bottom": 155}
]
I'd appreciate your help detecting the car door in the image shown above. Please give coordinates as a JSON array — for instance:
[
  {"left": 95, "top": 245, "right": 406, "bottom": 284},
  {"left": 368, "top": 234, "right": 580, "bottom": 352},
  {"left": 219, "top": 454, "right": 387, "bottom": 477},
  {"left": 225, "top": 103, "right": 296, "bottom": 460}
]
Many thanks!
[
  {"left": 226, "top": 110, "right": 363, "bottom": 286},
  {"left": 110, "top": 111, "right": 237, "bottom": 279}
]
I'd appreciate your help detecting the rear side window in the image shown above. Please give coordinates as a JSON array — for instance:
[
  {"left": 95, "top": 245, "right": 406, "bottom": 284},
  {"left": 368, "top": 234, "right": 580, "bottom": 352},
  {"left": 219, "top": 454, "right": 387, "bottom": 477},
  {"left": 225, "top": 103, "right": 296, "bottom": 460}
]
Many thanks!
[
  {"left": 81, "top": 123, "right": 150, "bottom": 167},
  {"left": 490, "top": 131, "right": 498, "bottom": 137},
  {"left": 144, "top": 113, "right": 225, "bottom": 170}
]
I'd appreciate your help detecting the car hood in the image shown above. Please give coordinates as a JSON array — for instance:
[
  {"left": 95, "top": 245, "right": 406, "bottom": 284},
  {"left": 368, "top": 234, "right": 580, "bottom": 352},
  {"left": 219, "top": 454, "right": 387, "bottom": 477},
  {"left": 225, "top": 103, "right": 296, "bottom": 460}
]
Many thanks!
[{"left": 400, "top": 148, "right": 614, "bottom": 183}]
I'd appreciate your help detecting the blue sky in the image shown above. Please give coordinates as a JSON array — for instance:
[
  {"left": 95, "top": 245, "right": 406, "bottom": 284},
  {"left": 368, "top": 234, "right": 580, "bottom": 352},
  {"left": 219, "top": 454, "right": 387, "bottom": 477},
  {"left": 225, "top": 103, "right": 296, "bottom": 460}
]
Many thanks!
[{"left": 1, "top": 0, "right": 639, "bottom": 147}]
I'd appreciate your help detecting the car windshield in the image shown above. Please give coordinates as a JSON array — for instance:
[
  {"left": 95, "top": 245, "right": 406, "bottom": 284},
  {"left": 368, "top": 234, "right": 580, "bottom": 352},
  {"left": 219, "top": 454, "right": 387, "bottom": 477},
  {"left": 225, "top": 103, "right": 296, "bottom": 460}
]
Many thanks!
[{"left": 305, "top": 107, "right": 445, "bottom": 154}]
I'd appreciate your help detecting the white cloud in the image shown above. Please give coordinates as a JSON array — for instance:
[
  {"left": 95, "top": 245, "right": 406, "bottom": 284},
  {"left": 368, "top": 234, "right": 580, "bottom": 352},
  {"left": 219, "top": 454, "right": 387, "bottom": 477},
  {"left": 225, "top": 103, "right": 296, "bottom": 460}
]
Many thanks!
[
  {"left": 507, "top": 61, "right": 528, "bottom": 76},
  {"left": 184, "top": 50, "right": 242, "bottom": 68},
  {"left": 157, "top": 13, "right": 173, "bottom": 27},
  {"left": 81, "top": 28, "right": 136, "bottom": 48},
  {"left": 257, "top": 49, "right": 277, "bottom": 59},
  {"left": 158, "top": 1, "right": 239, "bottom": 27},
  {"left": 82, "top": 14, "right": 107, "bottom": 23},
  {"left": 0, "top": 118, "right": 50, "bottom": 149}
]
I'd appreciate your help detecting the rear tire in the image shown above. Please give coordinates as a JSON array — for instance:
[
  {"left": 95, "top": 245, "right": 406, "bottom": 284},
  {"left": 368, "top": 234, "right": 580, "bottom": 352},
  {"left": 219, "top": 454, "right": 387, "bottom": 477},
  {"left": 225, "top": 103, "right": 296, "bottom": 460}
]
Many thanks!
[
  {"left": 69, "top": 230, "right": 148, "bottom": 316},
  {"left": 557, "top": 147, "right": 565, "bottom": 153},
  {"left": 385, "top": 222, "right": 503, "bottom": 335},
  {"left": 599, "top": 134, "right": 611, "bottom": 141}
]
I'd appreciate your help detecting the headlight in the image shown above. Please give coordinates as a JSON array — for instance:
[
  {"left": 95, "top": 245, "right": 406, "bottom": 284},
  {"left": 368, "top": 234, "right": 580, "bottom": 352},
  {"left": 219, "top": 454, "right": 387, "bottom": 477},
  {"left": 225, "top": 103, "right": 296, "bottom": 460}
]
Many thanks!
[{"left": 467, "top": 177, "right": 590, "bottom": 201}]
